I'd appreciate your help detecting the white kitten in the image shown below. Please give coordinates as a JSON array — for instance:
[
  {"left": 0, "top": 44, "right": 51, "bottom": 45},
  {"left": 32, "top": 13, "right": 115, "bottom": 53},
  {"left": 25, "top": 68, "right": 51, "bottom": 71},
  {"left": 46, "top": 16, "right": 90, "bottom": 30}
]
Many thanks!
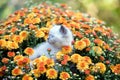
[{"left": 29, "top": 25, "right": 73, "bottom": 60}]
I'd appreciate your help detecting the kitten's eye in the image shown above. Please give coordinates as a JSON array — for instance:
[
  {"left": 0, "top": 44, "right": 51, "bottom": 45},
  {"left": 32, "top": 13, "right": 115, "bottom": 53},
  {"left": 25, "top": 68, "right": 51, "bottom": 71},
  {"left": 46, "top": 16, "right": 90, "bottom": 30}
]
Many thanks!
[{"left": 48, "top": 34, "right": 54, "bottom": 39}]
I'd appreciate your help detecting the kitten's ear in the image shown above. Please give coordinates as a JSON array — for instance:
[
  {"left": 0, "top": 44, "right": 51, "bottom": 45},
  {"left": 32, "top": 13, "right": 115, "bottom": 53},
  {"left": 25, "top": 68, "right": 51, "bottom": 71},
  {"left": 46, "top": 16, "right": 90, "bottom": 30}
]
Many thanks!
[{"left": 60, "top": 25, "right": 67, "bottom": 34}]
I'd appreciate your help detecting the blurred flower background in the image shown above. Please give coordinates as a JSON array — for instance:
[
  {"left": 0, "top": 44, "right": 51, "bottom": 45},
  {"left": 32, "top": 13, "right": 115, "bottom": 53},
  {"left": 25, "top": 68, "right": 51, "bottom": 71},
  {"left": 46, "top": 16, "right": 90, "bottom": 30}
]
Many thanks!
[{"left": 0, "top": 0, "right": 120, "bottom": 37}]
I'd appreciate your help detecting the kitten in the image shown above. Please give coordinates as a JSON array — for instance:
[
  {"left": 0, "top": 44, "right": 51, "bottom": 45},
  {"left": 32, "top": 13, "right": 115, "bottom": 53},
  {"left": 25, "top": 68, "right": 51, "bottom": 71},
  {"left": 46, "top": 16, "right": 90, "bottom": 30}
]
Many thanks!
[{"left": 29, "top": 24, "right": 73, "bottom": 60}]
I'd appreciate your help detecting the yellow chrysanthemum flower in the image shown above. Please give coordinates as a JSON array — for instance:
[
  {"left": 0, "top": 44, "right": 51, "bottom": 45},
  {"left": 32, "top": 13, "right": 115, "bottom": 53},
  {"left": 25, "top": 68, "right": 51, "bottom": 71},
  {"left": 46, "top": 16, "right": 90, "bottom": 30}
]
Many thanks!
[
  {"left": 0, "top": 39, "right": 6, "bottom": 48},
  {"left": 12, "top": 35, "right": 23, "bottom": 43},
  {"left": 59, "top": 72, "right": 70, "bottom": 80},
  {"left": 12, "top": 68, "right": 22, "bottom": 76},
  {"left": 39, "top": 27, "right": 49, "bottom": 40},
  {"left": 31, "top": 69, "right": 41, "bottom": 78},
  {"left": 3, "top": 35, "right": 11, "bottom": 40},
  {"left": 62, "top": 46, "right": 72, "bottom": 54},
  {"left": 32, "top": 58, "right": 41, "bottom": 65},
  {"left": 24, "top": 47, "right": 34, "bottom": 56},
  {"left": 27, "top": 12, "right": 36, "bottom": 19},
  {"left": 35, "top": 30, "right": 45, "bottom": 38},
  {"left": 39, "top": 55, "right": 48, "bottom": 62},
  {"left": 93, "top": 46, "right": 103, "bottom": 55},
  {"left": 74, "top": 40, "right": 86, "bottom": 50},
  {"left": 46, "top": 58, "right": 55, "bottom": 67},
  {"left": 46, "top": 69, "right": 58, "bottom": 79},
  {"left": 77, "top": 61, "right": 89, "bottom": 71},
  {"left": 7, "top": 41, "right": 19, "bottom": 50},
  {"left": 19, "top": 31, "right": 28, "bottom": 40},
  {"left": 14, "top": 55, "right": 24, "bottom": 62},
  {"left": 71, "top": 53, "right": 82, "bottom": 63},
  {"left": 95, "top": 62, "right": 106, "bottom": 74},
  {"left": 56, "top": 51, "right": 64, "bottom": 60}
]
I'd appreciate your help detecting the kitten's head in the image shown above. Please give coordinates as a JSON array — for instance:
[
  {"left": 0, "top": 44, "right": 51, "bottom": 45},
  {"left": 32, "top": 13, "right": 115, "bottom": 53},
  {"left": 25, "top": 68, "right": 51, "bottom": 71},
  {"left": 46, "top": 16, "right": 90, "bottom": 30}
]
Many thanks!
[{"left": 47, "top": 25, "right": 73, "bottom": 48}]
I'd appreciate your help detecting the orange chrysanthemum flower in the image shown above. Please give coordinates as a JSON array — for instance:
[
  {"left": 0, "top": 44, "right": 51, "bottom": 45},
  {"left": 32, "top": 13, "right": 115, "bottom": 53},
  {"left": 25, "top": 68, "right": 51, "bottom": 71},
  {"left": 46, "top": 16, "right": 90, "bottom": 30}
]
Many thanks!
[
  {"left": 24, "top": 18, "right": 33, "bottom": 25},
  {"left": 61, "top": 55, "right": 70, "bottom": 65},
  {"left": 62, "top": 46, "right": 72, "bottom": 54},
  {"left": 1, "top": 66, "right": 7, "bottom": 71},
  {"left": 103, "top": 43, "right": 110, "bottom": 50},
  {"left": 17, "top": 57, "right": 30, "bottom": 67},
  {"left": 46, "top": 69, "right": 58, "bottom": 79},
  {"left": 74, "top": 31, "right": 83, "bottom": 38},
  {"left": 110, "top": 64, "right": 120, "bottom": 75},
  {"left": 0, "top": 30, "right": 5, "bottom": 35},
  {"left": 60, "top": 72, "right": 70, "bottom": 80},
  {"left": 7, "top": 51, "right": 15, "bottom": 57},
  {"left": 29, "top": 24, "right": 37, "bottom": 30},
  {"left": 22, "top": 74, "right": 33, "bottom": 80},
  {"left": 61, "top": 60, "right": 67, "bottom": 65},
  {"left": 36, "top": 61, "right": 46, "bottom": 68},
  {"left": 74, "top": 40, "right": 86, "bottom": 50},
  {"left": 82, "top": 56, "right": 92, "bottom": 64},
  {"left": 71, "top": 53, "right": 82, "bottom": 63},
  {"left": 93, "top": 26, "right": 105, "bottom": 33},
  {"left": 17, "top": 59, "right": 24, "bottom": 67},
  {"left": 37, "top": 65, "right": 46, "bottom": 74},
  {"left": 94, "top": 38, "right": 104, "bottom": 46},
  {"left": 63, "top": 55, "right": 70, "bottom": 61},
  {"left": 82, "top": 38, "right": 91, "bottom": 47},
  {"left": 24, "top": 47, "right": 34, "bottom": 56},
  {"left": 85, "top": 75, "right": 95, "bottom": 80},
  {"left": 12, "top": 68, "right": 22, "bottom": 76},
  {"left": 22, "top": 57, "right": 30, "bottom": 64},
  {"left": 81, "top": 24, "right": 90, "bottom": 29},
  {"left": 10, "top": 27, "right": 18, "bottom": 33},
  {"left": 1, "top": 58, "right": 9, "bottom": 64},
  {"left": 32, "top": 17, "right": 41, "bottom": 24}
]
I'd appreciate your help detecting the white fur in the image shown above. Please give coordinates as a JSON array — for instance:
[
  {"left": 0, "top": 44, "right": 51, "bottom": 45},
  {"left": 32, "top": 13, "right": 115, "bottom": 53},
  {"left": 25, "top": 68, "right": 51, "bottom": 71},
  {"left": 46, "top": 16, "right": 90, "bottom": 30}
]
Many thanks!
[{"left": 29, "top": 25, "right": 73, "bottom": 60}]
